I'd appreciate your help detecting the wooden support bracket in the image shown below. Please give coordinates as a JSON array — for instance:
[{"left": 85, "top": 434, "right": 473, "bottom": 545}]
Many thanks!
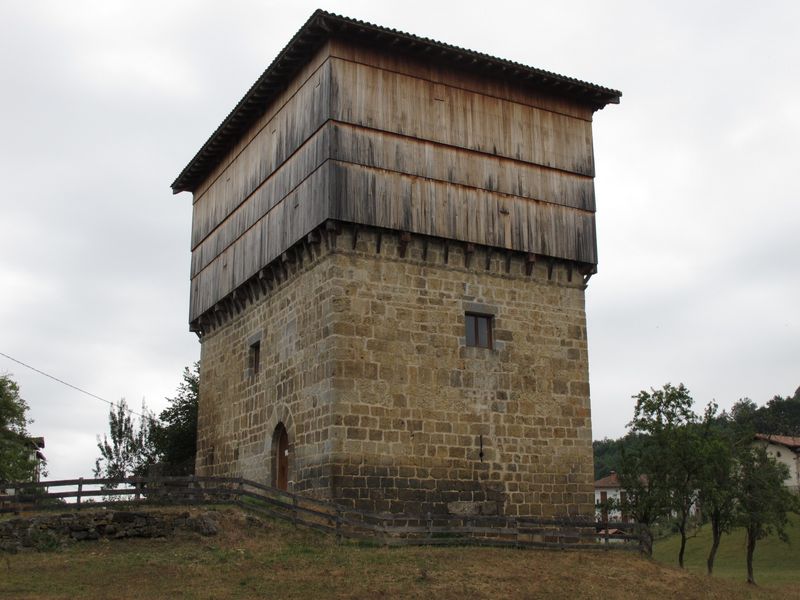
[
  {"left": 243, "top": 281, "right": 254, "bottom": 304},
  {"left": 505, "top": 251, "right": 513, "bottom": 273},
  {"left": 526, "top": 253, "right": 536, "bottom": 276},
  {"left": 231, "top": 292, "right": 243, "bottom": 314},
  {"left": 375, "top": 231, "right": 383, "bottom": 254},
  {"left": 305, "top": 230, "right": 320, "bottom": 260},
  {"left": 258, "top": 268, "right": 273, "bottom": 292},
  {"left": 465, "top": 243, "right": 475, "bottom": 268},
  {"left": 398, "top": 231, "right": 411, "bottom": 258},
  {"left": 422, "top": 238, "right": 429, "bottom": 261},
  {"left": 485, "top": 247, "right": 492, "bottom": 270},
  {"left": 352, "top": 224, "right": 359, "bottom": 249},
  {"left": 547, "top": 259, "right": 554, "bottom": 281},
  {"left": 580, "top": 264, "right": 597, "bottom": 286},
  {"left": 213, "top": 305, "right": 226, "bottom": 328},
  {"left": 324, "top": 220, "right": 340, "bottom": 251},
  {"left": 280, "top": 252, "right": 292, "bottom": 278}
]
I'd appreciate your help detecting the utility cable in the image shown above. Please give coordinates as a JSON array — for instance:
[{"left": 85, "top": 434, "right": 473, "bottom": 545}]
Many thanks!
[{"left": 0, "top": 350, "right": 160, "bottom": 422}]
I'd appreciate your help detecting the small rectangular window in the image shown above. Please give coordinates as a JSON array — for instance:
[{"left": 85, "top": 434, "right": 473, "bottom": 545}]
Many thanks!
[
  {"left": 465, "top": 313, "right": 493, "bottom": 349},
  {"left": 249, "top": 341, "right": 261, "bottom": 375}
]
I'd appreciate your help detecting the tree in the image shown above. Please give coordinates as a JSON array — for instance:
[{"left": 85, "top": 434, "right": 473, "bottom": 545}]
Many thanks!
[
  {"left": 93, "top": 398, "right": 156, "bottom": 483},
  {"left": 618, "top": 383, "right": 697, "bottom": 561},
  {"left": 593, "top": 433, "right": 648, "bottom": 480},
  {"left": 150, "top": 362, "right": 199, "bottom": 475},
  {"left": 729, "top": 389, "right": 800, "bottom": 437},
  {"left": 666, "top": 419, "right": 705, "bottom": 569},
  {"left": 735, "top": 444, "right": 797, "bottom": 585},
  {"left": 0, "top": 374, "right": 41, "bottom": 483},
  {"left": 696, "top": 403, "right": 738, "bottom": 575},
  {"left": 759, "top": 388, "right": 800, "bottom": 436},
  {"left": 618, "top": 444, "right": 664, "bottom": 556}
]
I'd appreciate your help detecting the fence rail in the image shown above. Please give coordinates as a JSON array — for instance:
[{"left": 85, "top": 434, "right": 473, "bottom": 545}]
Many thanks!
[{"left": 1, "top": 476, "right": 641, "bottom": 551}]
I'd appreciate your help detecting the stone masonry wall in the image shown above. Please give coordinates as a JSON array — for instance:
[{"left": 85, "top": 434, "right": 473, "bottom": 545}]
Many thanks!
[
  {"left": 326, "top": 229, "right": 593, "bottom": 517},
  {"left": 196, "top": 225, "right": 594, "bottom": 517},
  {"left": 195, "top": 242, "right": 338, "bottom": 499}
]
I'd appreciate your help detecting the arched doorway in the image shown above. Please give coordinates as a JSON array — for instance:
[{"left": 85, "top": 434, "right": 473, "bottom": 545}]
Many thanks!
[{"left": 272, "top": 422, "right": 289, "bottom": 490}]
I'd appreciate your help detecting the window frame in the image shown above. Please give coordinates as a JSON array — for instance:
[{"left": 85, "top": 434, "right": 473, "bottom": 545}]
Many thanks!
[
  {"left": 465, "top": 312, "right": 493, "bottom": 349},
  {"left": 249, "top": 340, "right": 261, "bottom": 376}
]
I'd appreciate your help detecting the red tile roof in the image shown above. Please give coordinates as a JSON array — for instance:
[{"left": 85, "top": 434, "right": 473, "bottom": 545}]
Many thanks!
[
  {"left": 755, "top": 433, "right": 800, "bottom": 451},
  {"left": 594, "top": 473, "right": 621, "bottom": 488}
]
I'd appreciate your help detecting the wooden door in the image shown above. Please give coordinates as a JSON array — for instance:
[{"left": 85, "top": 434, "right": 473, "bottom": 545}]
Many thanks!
[{"left": 276, "top": 425, "right": 289, "bottom": 490}]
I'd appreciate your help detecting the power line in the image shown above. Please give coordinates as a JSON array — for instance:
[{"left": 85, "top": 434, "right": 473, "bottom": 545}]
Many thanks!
[{"left": 0, "top": 350, "right": 159, "bottom": 422}]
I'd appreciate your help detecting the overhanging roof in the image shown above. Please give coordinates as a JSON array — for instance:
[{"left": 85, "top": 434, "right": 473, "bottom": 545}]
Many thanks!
[
  {"left": 171, "top": 9, "right": 622, "bottom": 194},
  {"left": 755, "top": 433, "right": 800, "bottom": 451}
]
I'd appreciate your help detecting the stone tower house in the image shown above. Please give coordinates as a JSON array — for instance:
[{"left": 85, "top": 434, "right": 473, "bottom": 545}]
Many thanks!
[{"left": 171, "top": 11, "right": 621, "bottom": 517}]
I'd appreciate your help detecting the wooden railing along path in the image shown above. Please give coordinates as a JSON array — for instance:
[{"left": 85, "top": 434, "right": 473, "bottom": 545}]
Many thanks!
[{"left": 1, "top": 476, "right": 641, "bottom": 551}]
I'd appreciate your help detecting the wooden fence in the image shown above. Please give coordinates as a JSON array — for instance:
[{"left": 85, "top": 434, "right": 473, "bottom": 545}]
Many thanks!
[{"left": 1, "top": 476, "right": 641, "bottom": 551}]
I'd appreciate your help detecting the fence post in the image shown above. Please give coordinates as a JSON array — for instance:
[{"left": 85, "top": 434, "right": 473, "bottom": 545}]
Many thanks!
[
  {"left": 426, "top": 511, "right": 432, "bottom": 543},
  {"left": 335, "top": 506, "right": 342, "bottom": 544},
  {"left": 237, "top": 477, "right": 244, "bottom": 504},
  {"left": 134, "top": 479, "right": 141, "bottom": 502},
  {"left": 76, "top": 478, "right": 83, "bottom": 511},
  {"left": 604, "top": 522, "right": 609, "bottom": 548},
  {"left": 292, "top": 494, "right": 298, "bottom": 528},
  {"left": 514, "top": 516, "right": 520, "bottom": 548}
]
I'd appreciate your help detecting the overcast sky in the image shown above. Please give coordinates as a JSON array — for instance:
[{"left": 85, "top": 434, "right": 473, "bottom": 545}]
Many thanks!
[{"left": 1, "top": 1, "right": 798, "bottom": 482}]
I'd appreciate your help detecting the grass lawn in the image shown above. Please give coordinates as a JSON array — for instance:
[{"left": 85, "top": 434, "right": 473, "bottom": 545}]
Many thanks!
[
  {"left": 0, "top": 507, "right": 790, "bottom": 599},
  {"left": 654, "top": 513, "right": 800, "bottom": 589}
]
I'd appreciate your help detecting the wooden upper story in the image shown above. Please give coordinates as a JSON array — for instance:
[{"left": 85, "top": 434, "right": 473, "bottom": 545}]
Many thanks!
[{"left": 172, "top": 11, "right": 621, "bottom": 325}]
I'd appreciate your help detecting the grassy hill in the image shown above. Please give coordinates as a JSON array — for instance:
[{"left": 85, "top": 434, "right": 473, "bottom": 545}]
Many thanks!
[
  {"left": 654, "top": 513, "right": 800, "bottom": 588},
  {"left": 1, "top": 508, "right": 792, "bottom": 599}
]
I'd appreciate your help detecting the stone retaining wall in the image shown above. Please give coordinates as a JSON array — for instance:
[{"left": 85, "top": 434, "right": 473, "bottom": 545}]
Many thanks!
[{"left": 0, "top": 509, "right": 220, "bottom": 553}]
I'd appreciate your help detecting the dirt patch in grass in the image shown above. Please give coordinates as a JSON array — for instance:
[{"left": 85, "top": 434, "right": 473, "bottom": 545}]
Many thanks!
[{"left": 0, "top": 508, "right": 785, "bottom": 600}]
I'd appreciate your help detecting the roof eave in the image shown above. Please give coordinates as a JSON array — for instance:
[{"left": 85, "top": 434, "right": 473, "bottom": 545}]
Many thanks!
[{"left": 171, "top": 9, "right": 622, "bottom": 194}]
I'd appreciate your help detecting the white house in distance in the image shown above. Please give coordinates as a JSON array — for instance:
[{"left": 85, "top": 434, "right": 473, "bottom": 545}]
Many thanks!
[
  {"left": 754, "top": 434, "right": 800, "bottom": 493},
  {"left": 594, "top": 472, "right": 630, "bottom": 523}
]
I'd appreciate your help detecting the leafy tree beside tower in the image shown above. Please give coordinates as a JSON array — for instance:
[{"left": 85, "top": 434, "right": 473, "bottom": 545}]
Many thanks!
[
  {"left": 94, "top": 363, "right": 199, "bottom": 480},
  {"left": 0, "top": 374, "right": 44, "bottom": 483}
]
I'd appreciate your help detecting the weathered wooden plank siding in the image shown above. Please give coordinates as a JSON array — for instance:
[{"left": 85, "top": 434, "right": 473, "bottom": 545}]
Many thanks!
[
  {"left": 191, "top": 42, "right": 333, "bottom": 201},
  {"left": 327, "top": 38, "right": 595, "bottom": 122},
  {"left": 190, "top": 164, "right": 331, "bottom": 319},
  {"left": 329, "top": 58, "right": 595, "bottom": 177},
  {"left": 190, "top": 126, "right": 331, "bottom": 279},
  {"left": 329, "top": 162, "right": 596, "bottom": 262},
  {"left": 191, "top": 60, "right": 332, "bottom": 250},
  {"left": 328, "top": 123, "right": 595, "bottom": 211},
  {"left": 188, "top": 42, "right": 601, "bottom": 321}
]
